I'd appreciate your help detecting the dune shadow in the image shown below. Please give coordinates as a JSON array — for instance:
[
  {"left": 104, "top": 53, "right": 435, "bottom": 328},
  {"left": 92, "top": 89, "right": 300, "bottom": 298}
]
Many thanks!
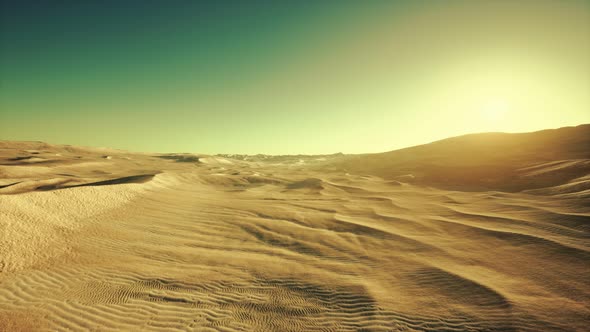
[{"left": 37, "top": 174, "right": 156, "bottom": 191}]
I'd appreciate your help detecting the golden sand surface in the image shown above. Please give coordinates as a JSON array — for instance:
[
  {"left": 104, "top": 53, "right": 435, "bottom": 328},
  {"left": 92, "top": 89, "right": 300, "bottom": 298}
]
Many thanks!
[{"left": 1, "top": 127, "right": 588, "bottom": 331}]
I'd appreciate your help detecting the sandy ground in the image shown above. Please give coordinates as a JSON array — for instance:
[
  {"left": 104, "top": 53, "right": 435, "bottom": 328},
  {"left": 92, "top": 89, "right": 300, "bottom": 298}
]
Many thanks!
[{"left": 0, "top": 135, "right": 589, "bottom": 331}]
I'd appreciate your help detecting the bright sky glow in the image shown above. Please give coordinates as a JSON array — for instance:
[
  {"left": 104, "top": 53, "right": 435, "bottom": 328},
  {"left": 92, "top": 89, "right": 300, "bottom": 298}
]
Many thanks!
[{"left": 1, "top": 1, "right": 588, "bottom": 154}]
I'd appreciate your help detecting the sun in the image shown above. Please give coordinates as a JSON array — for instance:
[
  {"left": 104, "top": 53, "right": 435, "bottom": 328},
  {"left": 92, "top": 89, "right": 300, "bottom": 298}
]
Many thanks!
[{"left": 480, "top": 99, "right": 510, "bottom": 123}]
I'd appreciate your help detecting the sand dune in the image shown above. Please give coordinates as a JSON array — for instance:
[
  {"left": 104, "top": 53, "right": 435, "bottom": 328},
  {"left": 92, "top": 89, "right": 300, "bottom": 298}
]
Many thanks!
[
  {"left": 1, "top": 128, "right": 589, "bottom": 331},
  {"left": 327, "top": 124, "right": 590, "bottom": 192}
]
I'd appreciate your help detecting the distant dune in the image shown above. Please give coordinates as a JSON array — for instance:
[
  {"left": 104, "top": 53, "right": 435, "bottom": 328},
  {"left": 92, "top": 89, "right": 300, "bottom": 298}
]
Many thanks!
[
  {"left": 1, "top": 126, "right": 589, "bottom": 331},
  {"left": 327, "top": 124, "right": 590, "bottom": 192}
]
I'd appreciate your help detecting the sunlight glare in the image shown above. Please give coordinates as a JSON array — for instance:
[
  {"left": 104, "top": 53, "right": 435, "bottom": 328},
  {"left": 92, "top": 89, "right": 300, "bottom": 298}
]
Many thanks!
[{"left": 480, "top": 98, "right": 510, "bottom": 123}]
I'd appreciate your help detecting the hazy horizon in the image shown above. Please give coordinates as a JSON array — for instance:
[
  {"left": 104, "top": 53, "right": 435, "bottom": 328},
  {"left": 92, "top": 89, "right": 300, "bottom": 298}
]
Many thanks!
[
  {"left": 1, "top": 1, "right": 589, "bottom": 154},
  {"left": 2, "top": 123, "right": 588, "bottom": 156}
]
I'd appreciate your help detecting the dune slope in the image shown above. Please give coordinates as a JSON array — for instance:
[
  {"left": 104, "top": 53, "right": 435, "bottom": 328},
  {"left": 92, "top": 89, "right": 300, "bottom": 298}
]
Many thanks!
[{"left": 327, "top": 124, "right": 590, "bottom": 192}]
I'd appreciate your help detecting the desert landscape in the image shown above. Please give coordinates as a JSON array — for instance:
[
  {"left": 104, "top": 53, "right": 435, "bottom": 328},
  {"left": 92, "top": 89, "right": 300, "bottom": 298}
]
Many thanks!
[
  {"left": 1, "top": 125, "right": 588, "bottom": 331},
  {"left": 2, "top": 1, "right": 589, "bottom": 331}
]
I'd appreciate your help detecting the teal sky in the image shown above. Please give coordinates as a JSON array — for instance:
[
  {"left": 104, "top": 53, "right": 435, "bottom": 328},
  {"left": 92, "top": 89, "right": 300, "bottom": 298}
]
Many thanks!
[{"left": 1, "top": 1, "right": 589, "bottom": 154}]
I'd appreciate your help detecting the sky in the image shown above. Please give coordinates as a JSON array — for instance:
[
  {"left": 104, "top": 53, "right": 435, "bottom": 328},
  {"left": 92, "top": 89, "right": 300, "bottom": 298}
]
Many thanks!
[{"left": 1, "top": 0, "right": 589, "bottom": 154}]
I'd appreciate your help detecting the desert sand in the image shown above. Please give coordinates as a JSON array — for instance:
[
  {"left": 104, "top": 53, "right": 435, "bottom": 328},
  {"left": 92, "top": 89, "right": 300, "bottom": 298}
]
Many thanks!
[{"left": 1, "top": 125, "right": 589, "bottom": 331}]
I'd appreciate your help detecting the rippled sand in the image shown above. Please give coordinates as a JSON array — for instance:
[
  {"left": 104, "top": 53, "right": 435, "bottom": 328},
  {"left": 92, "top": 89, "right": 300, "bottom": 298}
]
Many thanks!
[{"left": 1, "top": 137, "right": 588, "bottom": 331}]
